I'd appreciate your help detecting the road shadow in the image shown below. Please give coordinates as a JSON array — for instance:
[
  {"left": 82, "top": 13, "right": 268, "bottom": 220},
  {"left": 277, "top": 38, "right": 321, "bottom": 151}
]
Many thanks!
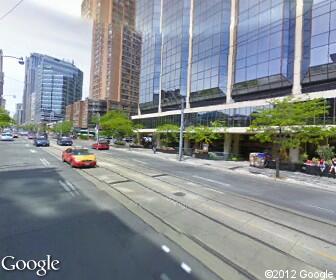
[{"left": 0, "top": 167, "right": 215, "bottom": 280}]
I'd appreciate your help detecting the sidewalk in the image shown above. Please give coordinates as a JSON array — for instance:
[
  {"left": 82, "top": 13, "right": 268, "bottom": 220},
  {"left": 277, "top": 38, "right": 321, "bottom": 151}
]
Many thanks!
[{"left": 109, "top": 145, "right": 336, "bottom": 193}]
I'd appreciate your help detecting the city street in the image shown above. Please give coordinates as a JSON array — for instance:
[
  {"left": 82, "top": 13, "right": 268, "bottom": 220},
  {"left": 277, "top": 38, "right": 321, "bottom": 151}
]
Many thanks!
[
  {"left": 0, "top": 138, "right": 219, "bottom": 280},
  {"left": 3, "top": 138, "right": 334, "bottom": 280}
]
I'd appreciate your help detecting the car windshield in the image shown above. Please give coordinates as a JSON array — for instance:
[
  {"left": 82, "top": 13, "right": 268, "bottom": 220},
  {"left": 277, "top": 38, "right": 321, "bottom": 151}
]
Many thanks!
[
  {"left": 2, "top": 133, "right": 12, "bottom": 136},
  {"left": 61, "top": 137, "right": 72, "bottom": 141},
  {"left": 37, "top": 137, "right": 47, "bottom": 140},
  {"left": 72, "top": 149, "right": 91, "bottom": 156}
]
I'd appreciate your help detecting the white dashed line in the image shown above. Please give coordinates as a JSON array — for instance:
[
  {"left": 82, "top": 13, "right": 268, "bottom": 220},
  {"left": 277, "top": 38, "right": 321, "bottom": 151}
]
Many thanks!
[
  {"left": 192, "top": 175, "right": 231, "bottom": 187},
  {"left": 132, "top": 159, "right": 147, "bottom": 165},
  {"left": 181, "top": 262, "right": 192, "bottom": 274},
  {"left": 161, "top": 245, "right": 170, "bottom": 253},
  {"left": 59, "top": 180, "right": 76, "bottom": 197},
  {"left": 25, "top": 144, "right": 29, "bottom": 147},
  {"left": 65, "top": 180, "right": 80, "bottom": 195},
  {"left": 307, "top": 204, "right": 335, "bottom": 213},
  {"left": 160, "top": 273, "right": 171, "bottom": 280},
  {"left": 40, "top": 158, "right": 50, "bottom": 167},
  {"left": 205, "top": 187, "right": 224, "bottom": 194},
  {"left": 30, "top": 149, "right": 37, "bottom": 153}
]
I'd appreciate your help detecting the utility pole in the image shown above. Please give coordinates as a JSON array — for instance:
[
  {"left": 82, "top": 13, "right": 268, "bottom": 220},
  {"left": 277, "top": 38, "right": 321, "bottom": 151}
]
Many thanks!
[{"left": 178, "top": 97, "right": 185, "bottom": 161}]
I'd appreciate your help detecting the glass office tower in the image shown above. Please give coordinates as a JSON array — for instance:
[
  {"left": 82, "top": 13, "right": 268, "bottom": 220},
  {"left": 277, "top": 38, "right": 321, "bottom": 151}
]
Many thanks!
[
  {"left": 190, "top": 0, "right": 231, "bottom": 106},
  {"left": 136, "top": 0, "right": 162, "bottom": 113},
  {"left": 160, "top": 0, "right": 191, "bottom": 110},
  {"left": 302, "top": 0, "right": 336, "bottom": 92},
  {"left": 34, "top": 55, "right": 83, "bottom": 123},
  {"left": 233, "top": 0, "right": 296, "bottom": 100}
]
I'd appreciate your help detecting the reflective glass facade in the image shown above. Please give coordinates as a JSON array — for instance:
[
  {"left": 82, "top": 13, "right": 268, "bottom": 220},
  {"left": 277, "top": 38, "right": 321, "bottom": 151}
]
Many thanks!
[
  {"left": 233, "top": 0, "right": 296, "bottom": 98},
  {"left": 35, "top": 56, "right": 83, "bottom": 123},
  {"left": 302, "top": 0, "right": 336, "bottom": 91},
  {"left": 136, "top": 0, "right": 162, "bottom": 113},
  {"left": 190, "top": 0, "right": 231, "bottom": 105},
  {"left": 160, "top": 0, "right": 191, "bottom": 110}
]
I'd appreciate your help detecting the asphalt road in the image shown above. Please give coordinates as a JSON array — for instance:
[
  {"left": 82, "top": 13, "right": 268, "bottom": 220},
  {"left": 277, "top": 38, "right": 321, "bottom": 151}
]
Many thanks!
[
  {"left": 0, "top": 138, "right": 220, "bottom": 280},
  {"left": 93, "top": 145, "right": 336, "bottom": 223}
]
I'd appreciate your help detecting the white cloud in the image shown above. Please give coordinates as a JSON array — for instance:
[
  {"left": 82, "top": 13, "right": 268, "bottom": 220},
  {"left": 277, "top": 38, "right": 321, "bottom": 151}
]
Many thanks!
[{"left": 0, "top": 0, "right": 92, "bottom": 116}]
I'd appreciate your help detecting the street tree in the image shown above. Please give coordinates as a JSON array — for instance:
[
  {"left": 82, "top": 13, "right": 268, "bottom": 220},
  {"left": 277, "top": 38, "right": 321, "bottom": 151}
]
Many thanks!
[
  {"left": 156, "top": 124, "right": 180, "bottom": 147},
  {"left": 0, "top": 108, "right": 14, "bottom": 130},
  {"left": 53, "top": 121, "right": 73, "bottom": 136},
  {"left": 99, "top": 110, "right": 133, "bottom": 139},
  {"left": 185, "top": 124, "right": 221, "bottom": 150},
  {"left": 249, "top": 97, "right": 328, "bottom": 178}
]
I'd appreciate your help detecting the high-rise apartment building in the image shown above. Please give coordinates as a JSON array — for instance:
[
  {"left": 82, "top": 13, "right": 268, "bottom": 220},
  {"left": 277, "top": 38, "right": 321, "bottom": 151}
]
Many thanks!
[
  {"left": 82, "top": 0, "right": 141, "bottom": 115},
  {"left": 134, "top": 0, "right": 336, "bottom": 158},
  {"left": 22, "top": 53, "right": 83, "bottom": 123}
]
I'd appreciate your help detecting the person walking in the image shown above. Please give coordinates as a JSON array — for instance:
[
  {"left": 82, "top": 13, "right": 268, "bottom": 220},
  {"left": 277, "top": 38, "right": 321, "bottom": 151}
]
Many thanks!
[
  {"left": 152, "top": 143, "right": 157, "bottom": 154},
  {"left": 329, "top": 157, "right": 336, "bottom": 178},
  {"left": 319, "top": 159, "right": 326, "bottom": 177}
]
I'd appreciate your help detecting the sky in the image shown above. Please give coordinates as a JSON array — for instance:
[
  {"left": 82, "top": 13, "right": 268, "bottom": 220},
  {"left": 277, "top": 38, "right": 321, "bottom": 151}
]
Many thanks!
[{"left": 0, "top": 0, "right": 92, "bottom": 116}]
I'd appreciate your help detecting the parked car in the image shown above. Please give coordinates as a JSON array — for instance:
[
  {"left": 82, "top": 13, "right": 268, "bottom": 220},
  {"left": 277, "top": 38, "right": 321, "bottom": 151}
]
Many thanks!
[
  {"left": 0, "top": 133, "right": 14, "bottom": 141},
  {"left": 34, "top": 136, "right": 50, "bottom": 147},
  {"left": 92, "top": 139, "right": 110, "bottom": 150},
  {"left": 62, "top": 147, "right": 96, "bottom": 168},
  {"left": 27, "top": 132, "right": 36, "bottom": 139},
  {"left": 57, "top": 136, "right": 73, "bottom": 146}
]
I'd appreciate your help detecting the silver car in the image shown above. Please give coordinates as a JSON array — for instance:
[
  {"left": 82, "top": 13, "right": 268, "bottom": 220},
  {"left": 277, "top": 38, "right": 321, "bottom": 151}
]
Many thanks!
[{"left": 0, "top": 133, "right": 14, "bottom": 141}]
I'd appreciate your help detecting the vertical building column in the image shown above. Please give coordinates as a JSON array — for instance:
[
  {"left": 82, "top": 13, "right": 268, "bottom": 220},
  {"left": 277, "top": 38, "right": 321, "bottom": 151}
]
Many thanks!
[
  {"left": 224, "top": 133, "right": 232, "bottom": 160},
  {"left": 289, "top": 148, "right": 300, "bottom": 163},
  {"left": 232, "top": 134, "right": 240, "bottom": 155},
  {"left": 292, "top": 0, "right": 304, "bottom": 95},
  {"left": 186, "top": 0, "right": 194, "bottom": 109},
  {"left": 158, "top": 0, "right": 164, "bottom": 113},
  {"left": 226, "top": 0, "right": 238, "bottom": 104}
]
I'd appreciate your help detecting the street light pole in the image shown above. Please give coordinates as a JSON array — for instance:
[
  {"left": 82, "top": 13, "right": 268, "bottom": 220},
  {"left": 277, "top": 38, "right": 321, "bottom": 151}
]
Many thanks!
[{"left": 178, "top": 97, "right": 185, "bottom": 161}]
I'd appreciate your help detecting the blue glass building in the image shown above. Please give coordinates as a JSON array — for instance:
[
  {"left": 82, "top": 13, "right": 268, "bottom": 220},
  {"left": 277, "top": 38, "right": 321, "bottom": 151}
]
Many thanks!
[
  {"left": 136, "top": 0, "right": 162, "bottom": 113},
  {"left": 190, "top": 0, "right": 231, "bottom": 106},
  {"left": 23, "top": 54, "right": 83, "bottom": 123},
  {"left": 134, "top": 0, "right": 336, "bottom": 134},
  {"left": 302, "top": 0, "right": 336, "bottom": 91}
]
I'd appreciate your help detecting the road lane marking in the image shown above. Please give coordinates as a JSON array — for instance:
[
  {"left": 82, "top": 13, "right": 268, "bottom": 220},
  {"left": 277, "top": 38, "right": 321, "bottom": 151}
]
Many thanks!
[
  {"left": 161, "top": 245, "right": 170, "bottom": 253},
  {"left": 132, "top": 159, "right": 147, "bottom": 165},
  {"left": 181, "top": 262, "right": 192, "bottom": 273},
  {"left": 59, "top": 180, "right": 75, "bottom": 197},
  {"left": 40, "top": 158, "right": 50, "bottom": 167},
  {"left": 160, "top": 273, "right": 171, "bottom": 280},
  {"left": 25, "top": 144, "right": 29, "bottom": 147},
  {"left": 30, "top": 149, "right": 37, "bottom": 153},
  {"left": 65, "top": 180, "right": 80, "bottom": 195},
  {"left": 192, "top": 175, "right": 231, "bottom": 187},
  {"left": 205, "top": 187, "right": 225, "bottom": 194},
  {"left": 307, "top": 204, "right": 335, "bottom": 214}
]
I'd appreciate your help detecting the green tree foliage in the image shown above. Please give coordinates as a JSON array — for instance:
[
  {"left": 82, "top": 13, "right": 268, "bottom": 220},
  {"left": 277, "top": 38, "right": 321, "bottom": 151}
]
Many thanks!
[
  {"left": 0, "top": 108, "right": 14, "bottom": 129},
  {"left": 156, "top": 124, "right": 180, "bottom": 147},
  {"left": 186, "top": 124, "right": 221, "bottom": 148},
  {"left": 99, "top": 110, "right": 133, "bottom": 139},
  {"left": 250, "top": 97, "right": 330, "bottom": 177},
  {"left": 53, "top": 121, "right": 73, "bottom": 135},
  {"left": 316, "top": 145, "right": 334, "bottom": 161}
]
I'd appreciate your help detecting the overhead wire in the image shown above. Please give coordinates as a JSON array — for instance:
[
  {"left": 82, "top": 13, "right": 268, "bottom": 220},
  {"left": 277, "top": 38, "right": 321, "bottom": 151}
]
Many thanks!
[{"left": 0, "top": 0, "right": 25, "bottom": 22}]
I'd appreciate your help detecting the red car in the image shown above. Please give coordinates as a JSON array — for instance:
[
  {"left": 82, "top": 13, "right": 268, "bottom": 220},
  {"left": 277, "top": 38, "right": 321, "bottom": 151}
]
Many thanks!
[
  {"left": 92, "top": 140, "right": 110, "bottom": 150},
  {"left": 62, "top": 148, "right": 97, "bottom": 168}
]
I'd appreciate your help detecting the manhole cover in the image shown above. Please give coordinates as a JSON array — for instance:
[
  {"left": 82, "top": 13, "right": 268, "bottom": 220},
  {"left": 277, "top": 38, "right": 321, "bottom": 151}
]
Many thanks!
[{"left": 173, "top": 192, "right": 186, "bottom": 197}]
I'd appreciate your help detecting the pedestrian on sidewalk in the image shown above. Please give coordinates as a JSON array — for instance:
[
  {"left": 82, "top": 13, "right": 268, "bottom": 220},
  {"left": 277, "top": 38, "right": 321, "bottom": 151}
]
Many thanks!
[
  {"left": 319, "top": 159, "right": 326, "bottom": 177},
  {"left": 329, "top": 157, "right": 336, "bottom": 178},
  {"left": 152, "top": 143, "right": 157, "bottom": 154}
]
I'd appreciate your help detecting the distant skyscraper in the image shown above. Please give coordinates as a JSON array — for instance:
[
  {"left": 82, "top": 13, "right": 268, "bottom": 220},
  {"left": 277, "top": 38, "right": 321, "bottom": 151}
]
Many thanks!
[
  {"left": 82, "top": 0, "right": 141, "bottom": 115},
  {"left": 0, "top": 49, "right": 4, "bottom": 108},
  {"left": 14, "top": 103, "right": 23, "bottom": 125},
  {"left": 22, "top": 53, "right": 83, "bottom": 123}
]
